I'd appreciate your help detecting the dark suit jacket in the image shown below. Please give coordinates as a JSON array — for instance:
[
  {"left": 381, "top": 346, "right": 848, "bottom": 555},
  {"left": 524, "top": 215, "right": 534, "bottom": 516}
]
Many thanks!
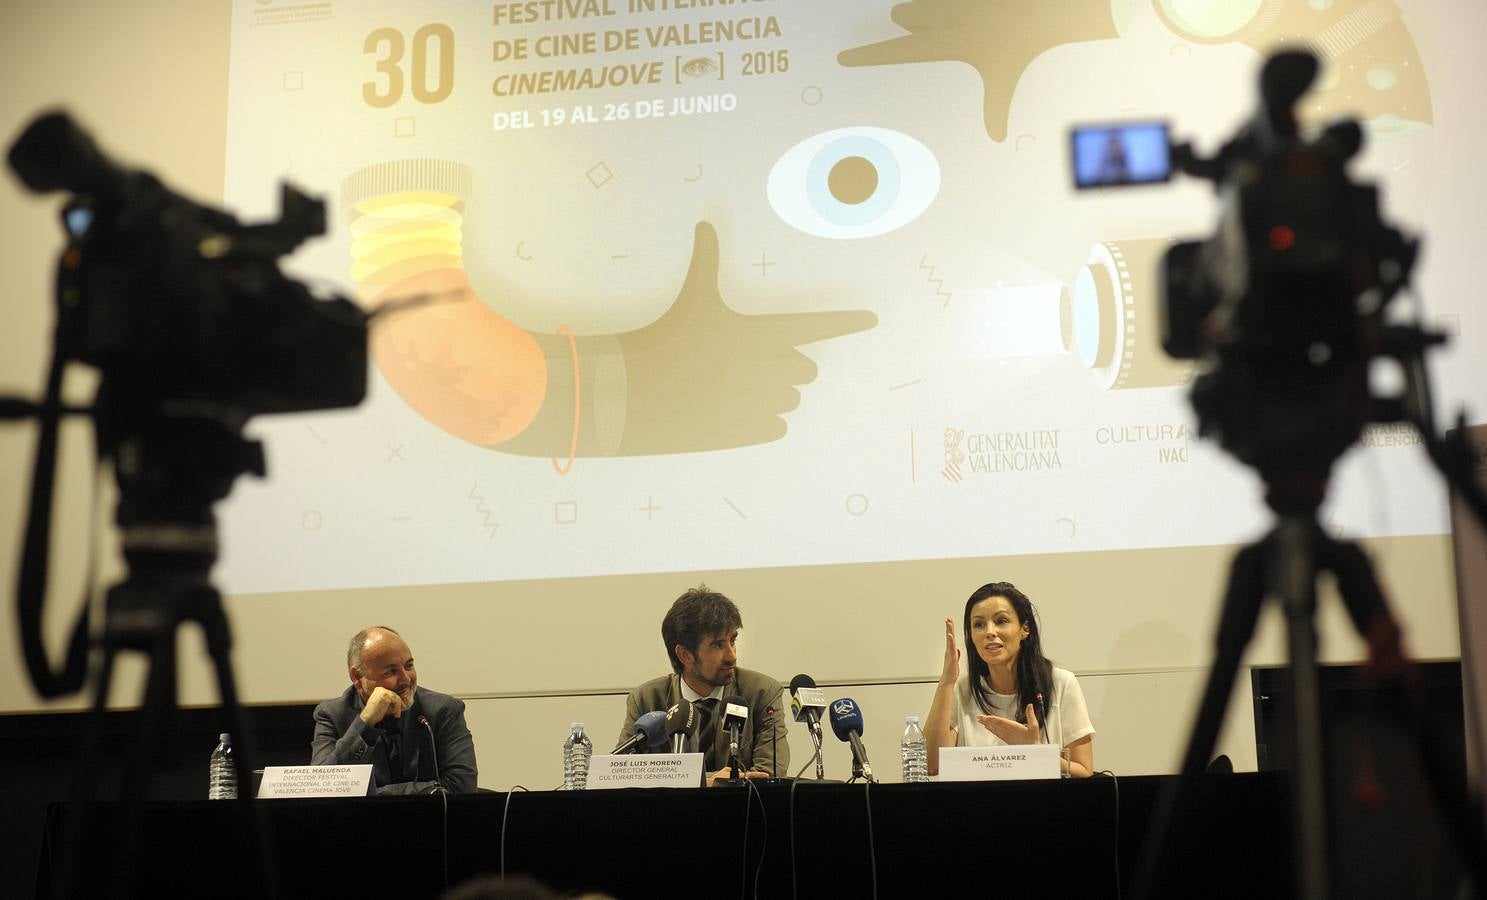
[
  {"left": 311, "top": 685, "right": 477, "bottom": 794},
  {"left": 617, "top": 669, "right": 790, "bottom": 777}
]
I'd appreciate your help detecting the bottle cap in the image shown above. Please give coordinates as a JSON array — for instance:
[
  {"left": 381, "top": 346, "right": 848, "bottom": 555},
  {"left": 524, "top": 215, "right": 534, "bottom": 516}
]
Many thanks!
[{"left": 219, "top": 732, "right": 232, "bottom": 742}]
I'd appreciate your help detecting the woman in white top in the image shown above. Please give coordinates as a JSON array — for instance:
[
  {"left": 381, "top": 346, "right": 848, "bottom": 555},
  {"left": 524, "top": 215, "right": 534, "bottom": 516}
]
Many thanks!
[{"left": 925, "top": 581, "right": 1095, "bottom": 777}]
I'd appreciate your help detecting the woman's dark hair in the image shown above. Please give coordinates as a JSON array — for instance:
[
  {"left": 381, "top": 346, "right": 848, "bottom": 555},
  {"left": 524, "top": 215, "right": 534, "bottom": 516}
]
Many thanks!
[{"left": 963, "top": 582, "right": 1054, "bottom": 728}]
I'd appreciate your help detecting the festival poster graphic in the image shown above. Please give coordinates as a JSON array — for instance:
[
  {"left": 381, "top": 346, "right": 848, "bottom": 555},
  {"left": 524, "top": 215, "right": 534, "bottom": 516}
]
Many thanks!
[{"left": 219, "top": 0, "right": 1463, "bottom": 592}]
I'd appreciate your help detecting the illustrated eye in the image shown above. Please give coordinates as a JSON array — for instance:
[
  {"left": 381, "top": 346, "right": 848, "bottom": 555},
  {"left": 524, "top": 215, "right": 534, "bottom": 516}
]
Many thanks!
[
  {"left": 681, "top": 57, "right": 718, "bottom": 77},
  {"left": 767, "top": 126, "right": 940, "bottom": 240}
]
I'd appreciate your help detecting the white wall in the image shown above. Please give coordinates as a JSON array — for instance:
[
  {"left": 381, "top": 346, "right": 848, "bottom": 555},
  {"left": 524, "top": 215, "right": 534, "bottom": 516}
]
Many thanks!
[{"left": 0, "top": 0, "right": 1472, "bottom": 790}]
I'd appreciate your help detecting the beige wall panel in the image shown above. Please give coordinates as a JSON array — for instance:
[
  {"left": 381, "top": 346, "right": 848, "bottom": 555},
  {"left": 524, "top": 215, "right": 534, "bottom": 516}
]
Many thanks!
[{"left": 457, "top": 673, "right": 1259, "bottom": 789}]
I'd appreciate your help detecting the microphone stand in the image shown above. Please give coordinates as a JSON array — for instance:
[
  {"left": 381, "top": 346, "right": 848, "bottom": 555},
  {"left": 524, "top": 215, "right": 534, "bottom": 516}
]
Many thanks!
[
  {"left": 809, "top": 723, "right": 825, "bottom": 780},
  {"left": 418, "top": 715, "right": 442, "bottom": 791},
  {"left": 727, "top": 725, "right": 743, "bottom": 785},
  {"left": 845, "top": 734, "right": 876, "bottom": 785},
  {"left": 847, "top": 756, "right": 864, "bottom": 784},
  {"left": 767, "top": 707, "right": 779, "bottom": 781}
]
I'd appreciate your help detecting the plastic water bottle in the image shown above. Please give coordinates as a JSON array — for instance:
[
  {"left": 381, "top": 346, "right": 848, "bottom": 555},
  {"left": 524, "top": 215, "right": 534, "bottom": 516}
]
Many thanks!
[
  {"left": 208, "top": 732, "right": 237, "bottom": 799},
  {"left": 562, "top": 722, "right": 593, "bottom": 790},
  {"left": 900, "top": 716, "right": 929, "bottom": 783}
]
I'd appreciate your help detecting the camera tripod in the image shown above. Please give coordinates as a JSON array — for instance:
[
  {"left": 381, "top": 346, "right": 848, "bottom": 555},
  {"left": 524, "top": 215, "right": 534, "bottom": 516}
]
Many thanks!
[
  {"left": 50, "top": 412, "right": 281, "bottom": 899},
  {"left": 1135, "top": 470, "right": 1487, "bottom": 899}
]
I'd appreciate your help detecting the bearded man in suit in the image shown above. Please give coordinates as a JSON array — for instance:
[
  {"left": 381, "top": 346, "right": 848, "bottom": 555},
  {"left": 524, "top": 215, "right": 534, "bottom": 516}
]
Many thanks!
[
  {"left": 312, "top": 626, "right": 477, "bottom": 794},
  {"left": 617, "top": 586, "right": 789, "bottom": 785}
]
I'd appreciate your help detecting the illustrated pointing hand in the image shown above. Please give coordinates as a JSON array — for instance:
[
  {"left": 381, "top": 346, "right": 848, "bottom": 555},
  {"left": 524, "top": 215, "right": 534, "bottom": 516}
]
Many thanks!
[
  {"left": 498, "top": 221, "right": 879, "bottom": 458},
  {"left": 612, "top": 222, "right": 878, "bottom": 453}
]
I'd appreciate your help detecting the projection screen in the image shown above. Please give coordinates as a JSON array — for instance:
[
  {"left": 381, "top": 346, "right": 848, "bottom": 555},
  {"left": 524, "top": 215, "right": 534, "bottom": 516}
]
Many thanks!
[{"left": 216, "top": 0, "right": 1475, "bottom": 598}]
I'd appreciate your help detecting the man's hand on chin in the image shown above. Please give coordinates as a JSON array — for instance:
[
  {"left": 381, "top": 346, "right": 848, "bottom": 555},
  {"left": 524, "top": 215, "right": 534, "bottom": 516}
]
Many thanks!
[{"left": 360, "top": 686, "right": 405, "bottom": 726}]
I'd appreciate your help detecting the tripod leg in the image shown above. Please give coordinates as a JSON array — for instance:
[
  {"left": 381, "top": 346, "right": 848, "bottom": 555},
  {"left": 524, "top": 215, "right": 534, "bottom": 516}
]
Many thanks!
[
  {"left": 121, "top": 624, "right": 177, "bottom": 809},
  {"left": 1272, "top": 518, "right": 1329, "bottom": 900},
  {"left": 200, "top": 593, "right": 282, "bottom": 899},
  {"left": 1134, "top": 539, "right": 1270, "bottom": 899},
  {"left": 1184, "top": 540, "right": 1271, "bottom": 775},
  {"left": 106, "top": 625, "right": 179, "bottom": 900},
  {"left": 1325, "top": 538, "right": 1487, "bottom": 892},
  {"left": 56, "top": 641, "right": 122, "bottom": 900},
  {"left": 1319, "top": 537, "right": 1398, "bottom": 670},
  {"left": 199, "top": 597, "right": 254, "bottom": 785},
  {"left": 75, "top": 639, "right": 119, "bottom": 807}
]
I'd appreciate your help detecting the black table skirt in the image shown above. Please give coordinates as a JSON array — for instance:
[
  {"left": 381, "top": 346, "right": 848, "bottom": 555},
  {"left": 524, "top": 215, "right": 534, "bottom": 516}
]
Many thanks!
[{"left": 37, "top": 774, "right": 1290, "bottom": 899}]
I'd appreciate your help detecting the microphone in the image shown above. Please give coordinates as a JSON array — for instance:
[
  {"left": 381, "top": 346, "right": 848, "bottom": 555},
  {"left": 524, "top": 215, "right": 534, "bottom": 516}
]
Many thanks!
[
  {"left": 789, "top": 674, "right": 827, "bottom": 730},
  {"left": 1034, "top": 691, "right": 1049, "bottom": 744},
  {"left": 721, "top": 696, "right": 748, "bottom": 781},
  {"left": 417, "top": 715, "right": 441, "bottom": 788},
  {"left": 765, "top": 705, "right": 778, "bottom": 780},
  {"left": 663, "top": 697, "right": 696, "bottom": 754},
  {"left": 641, "top": 710, "right": 672, "bottom": 751},
  {"left": 610, "top": 710, "right": 667, "bottom": 755},
  {"left": 790, "top": 674, "right": 828, "bottom": 779},
  {"left": 828, "top": 697, "right": 876, "bottom": 783}
]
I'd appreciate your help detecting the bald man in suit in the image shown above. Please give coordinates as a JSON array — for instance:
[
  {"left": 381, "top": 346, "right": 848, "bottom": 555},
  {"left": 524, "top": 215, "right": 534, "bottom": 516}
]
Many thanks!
[{"left": 312, "top": 626, "right": 477, "bottom": 794}]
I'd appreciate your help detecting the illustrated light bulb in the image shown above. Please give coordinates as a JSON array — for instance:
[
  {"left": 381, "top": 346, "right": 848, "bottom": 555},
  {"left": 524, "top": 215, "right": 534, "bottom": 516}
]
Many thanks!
[{"left": 343, "top": 160, "right": 547, "bottom": 447}]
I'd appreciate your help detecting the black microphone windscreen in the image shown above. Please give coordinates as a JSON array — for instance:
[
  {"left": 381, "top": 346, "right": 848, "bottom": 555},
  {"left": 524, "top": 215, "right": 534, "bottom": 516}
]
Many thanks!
[
  {"left": 664, "top": 697, "right": 695, "bottom": 737},
  {"left": 828, "top": 698, "right": 865, "bottom": 742},
  {"left": 789, "top": 673, "right": 817, "bottom": 694}
]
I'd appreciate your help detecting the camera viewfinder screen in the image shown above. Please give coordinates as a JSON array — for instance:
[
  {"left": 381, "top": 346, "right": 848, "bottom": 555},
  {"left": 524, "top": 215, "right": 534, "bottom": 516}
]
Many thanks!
[{"left": 1071, "top": 122, "right": 1172, "bottom": 189}]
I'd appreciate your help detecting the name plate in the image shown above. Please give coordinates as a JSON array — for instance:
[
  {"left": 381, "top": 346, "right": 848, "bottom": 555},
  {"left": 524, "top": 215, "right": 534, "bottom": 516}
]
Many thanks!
[
  {"left": 936, "top": 744, "right": 1061, "bottom": 781},
  {"left": 257, "top": 765, "right": 373, "bottom": 798},
  {"left": 587, "top": 753, "right": 704, "bottom": 789}
]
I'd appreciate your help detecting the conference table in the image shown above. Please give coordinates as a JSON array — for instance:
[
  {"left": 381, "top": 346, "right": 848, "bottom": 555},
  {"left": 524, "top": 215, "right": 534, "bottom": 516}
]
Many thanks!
[{"left": 37, "top": 773, "right": 1289, "bottom": 898}]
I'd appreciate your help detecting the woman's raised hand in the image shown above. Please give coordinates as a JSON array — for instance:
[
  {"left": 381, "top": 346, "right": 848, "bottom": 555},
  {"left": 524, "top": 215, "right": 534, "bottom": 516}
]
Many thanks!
[{"left": 940, "top": 617, "right": 961, "bottom": 686}]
